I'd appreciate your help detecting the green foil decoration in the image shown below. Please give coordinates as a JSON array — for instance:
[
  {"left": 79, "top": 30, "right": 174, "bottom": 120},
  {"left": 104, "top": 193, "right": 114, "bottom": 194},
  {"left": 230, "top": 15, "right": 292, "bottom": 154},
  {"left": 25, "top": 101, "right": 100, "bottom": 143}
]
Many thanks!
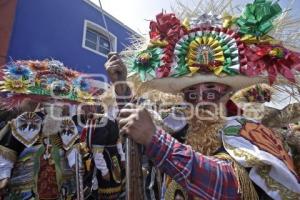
[
  {"left": 236, "top": 0, "right": 282, "bottom": 36},
  {"left": 129, "top": 47, "right": 163, "bottom": 81}
]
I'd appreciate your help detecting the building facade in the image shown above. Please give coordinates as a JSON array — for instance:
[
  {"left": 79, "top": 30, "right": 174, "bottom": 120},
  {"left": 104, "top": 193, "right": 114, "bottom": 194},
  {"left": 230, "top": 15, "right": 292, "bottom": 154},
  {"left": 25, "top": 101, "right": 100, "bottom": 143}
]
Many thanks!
[{"left": 0, "top": 0, "right": 137, "bottom": 75}]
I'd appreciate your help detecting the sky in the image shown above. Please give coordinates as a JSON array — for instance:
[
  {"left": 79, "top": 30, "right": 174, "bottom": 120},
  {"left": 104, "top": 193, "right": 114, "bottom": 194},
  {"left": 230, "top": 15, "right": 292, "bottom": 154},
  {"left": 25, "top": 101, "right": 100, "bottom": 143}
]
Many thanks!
[{"left": 91, "top": 0, "right": 300, "bottom": 35}]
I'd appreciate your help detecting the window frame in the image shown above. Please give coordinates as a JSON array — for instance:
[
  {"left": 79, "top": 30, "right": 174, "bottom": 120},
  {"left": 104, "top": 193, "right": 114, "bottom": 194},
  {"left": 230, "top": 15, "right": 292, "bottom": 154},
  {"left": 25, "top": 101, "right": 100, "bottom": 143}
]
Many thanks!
[{"left": 82, "top": 20, "right": 117, "bottom": 57}]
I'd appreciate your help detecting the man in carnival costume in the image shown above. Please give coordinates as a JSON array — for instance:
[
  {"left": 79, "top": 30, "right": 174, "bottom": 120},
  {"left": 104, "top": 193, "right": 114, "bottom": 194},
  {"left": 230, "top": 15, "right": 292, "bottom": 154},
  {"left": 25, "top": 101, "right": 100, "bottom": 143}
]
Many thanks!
[
  {"left": 105, "top": 0, "right": 300, "bottom": 199},
  {"left": 73, "top": 102, "right": 126, "bottom": 199},
  {"left": 0, "top": 59, "right": 125, "bottom": 199},
  {"left": 0, "top": 59, "right": 82, "bottom": 199}
]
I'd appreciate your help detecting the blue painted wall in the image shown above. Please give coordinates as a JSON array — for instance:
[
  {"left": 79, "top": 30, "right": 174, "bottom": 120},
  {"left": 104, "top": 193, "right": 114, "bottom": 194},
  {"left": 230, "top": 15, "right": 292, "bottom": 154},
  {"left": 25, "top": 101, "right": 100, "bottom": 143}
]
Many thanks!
[{"left": 8, "top": 0, "right": 135, "bottom": 76}]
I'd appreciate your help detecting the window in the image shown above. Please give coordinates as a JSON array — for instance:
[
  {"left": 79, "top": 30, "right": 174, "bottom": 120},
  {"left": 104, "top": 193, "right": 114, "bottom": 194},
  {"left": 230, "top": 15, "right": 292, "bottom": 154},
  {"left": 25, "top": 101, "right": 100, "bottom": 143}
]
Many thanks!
[
  {"left": 83, "top": 20, "right": 117, "bottom": 57},
  {"left": 85, "top": 28, "right": 110, "bottom": 55}
]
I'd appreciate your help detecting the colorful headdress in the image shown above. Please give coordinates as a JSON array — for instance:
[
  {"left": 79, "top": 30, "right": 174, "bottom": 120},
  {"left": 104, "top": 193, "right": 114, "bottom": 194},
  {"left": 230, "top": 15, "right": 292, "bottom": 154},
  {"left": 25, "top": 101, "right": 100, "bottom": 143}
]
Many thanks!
[
  {"left": 126, "top": 0, "right": 300, "bottom": 94},
  {"left": 0, "top": 59, "right": 110, "bottom": 109}
]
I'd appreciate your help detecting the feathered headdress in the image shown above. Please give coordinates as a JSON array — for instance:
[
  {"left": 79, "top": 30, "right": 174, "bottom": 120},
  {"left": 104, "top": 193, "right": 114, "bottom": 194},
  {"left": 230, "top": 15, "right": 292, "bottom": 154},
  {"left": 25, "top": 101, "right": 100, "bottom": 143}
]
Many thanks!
[{"left": 0, "top": 59, "right": 111, "bottom": 109}]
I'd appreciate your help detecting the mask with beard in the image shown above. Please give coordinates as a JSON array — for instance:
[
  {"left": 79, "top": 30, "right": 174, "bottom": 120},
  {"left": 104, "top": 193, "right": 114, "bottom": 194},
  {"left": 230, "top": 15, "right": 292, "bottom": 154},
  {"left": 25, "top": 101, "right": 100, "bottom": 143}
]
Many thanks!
[{"left": 183, "top": 108, "right": 225, "bottom": 155}]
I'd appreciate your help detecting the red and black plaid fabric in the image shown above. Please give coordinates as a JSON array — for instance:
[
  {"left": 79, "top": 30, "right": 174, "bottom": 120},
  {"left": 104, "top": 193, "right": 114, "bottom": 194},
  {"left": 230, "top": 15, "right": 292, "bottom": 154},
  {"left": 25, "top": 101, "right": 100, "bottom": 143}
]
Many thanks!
[{"left": 146, "top": 129, "right": 240, "bottom": 200}]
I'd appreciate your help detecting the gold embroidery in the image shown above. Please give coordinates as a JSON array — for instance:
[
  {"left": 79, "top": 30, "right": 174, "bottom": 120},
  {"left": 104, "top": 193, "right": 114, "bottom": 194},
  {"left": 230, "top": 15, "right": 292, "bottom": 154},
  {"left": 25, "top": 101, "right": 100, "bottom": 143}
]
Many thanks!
[
  {"left": 92, "top": 145, "right": 104, "bottom": 154},
  {"left": 98, "top": 185, "right": 122, "bottom": 194},
  {"left": 60, "top": 119, "right": 79, "bottom": 151},
  {"left": 61, "top": 134, "right": 79, "bottom": 151},
  {"left": 165, "top": 180, "right": 188, "bottom": 200},
  {"left": 225, "top": 143, "right": 300, "bottom": 199},
  {"left": 10, "top": 112, "right": 42, "bottom": 147},
  {"left": 11, "top": 121, "right": 40, "bottom": 147},
  {"left": 224, "top": 143, "right": 262, "bottom": 166},
  {"left": 215, "top": 153, "right": 259, "bottom": 200},
  {"left": 258, "top": 165, "right": 300, "bottom": 199},
  {"left": 110, "top": 155, "right": 122, "bottom": 184},
  {"left": 37, "top": 134, "right": 63, "bottom": 148},
  {"left": 10, "top": 182, "right": 35, "bottom": 192}
]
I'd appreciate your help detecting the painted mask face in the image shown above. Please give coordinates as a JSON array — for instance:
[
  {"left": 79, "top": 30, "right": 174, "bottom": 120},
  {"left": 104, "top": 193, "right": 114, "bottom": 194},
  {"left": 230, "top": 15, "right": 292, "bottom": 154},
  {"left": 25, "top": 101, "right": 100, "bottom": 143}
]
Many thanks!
[{"left": 183, "top": 82, "right": 230, "bottom": 104}]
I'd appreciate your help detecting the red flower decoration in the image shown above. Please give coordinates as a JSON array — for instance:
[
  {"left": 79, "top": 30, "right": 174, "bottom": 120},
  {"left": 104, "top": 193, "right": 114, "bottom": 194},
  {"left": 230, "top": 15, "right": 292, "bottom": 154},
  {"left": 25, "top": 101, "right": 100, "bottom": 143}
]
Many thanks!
[
  {"left": 149, "top": 13, "right": 183, "bottom": 42},
  {"left": 149, "top": 13, "right": 185, "bottom": 78},
  {"left": 243, "top": 45, "right": 300, "bottom": 84}
]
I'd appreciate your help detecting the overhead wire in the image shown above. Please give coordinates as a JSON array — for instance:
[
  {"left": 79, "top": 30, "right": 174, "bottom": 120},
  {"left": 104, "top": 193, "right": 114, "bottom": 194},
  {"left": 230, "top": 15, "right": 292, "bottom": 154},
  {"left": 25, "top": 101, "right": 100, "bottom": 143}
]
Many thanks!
[{"left": 97, "top": 0, "right": 114, "bottom": 52}]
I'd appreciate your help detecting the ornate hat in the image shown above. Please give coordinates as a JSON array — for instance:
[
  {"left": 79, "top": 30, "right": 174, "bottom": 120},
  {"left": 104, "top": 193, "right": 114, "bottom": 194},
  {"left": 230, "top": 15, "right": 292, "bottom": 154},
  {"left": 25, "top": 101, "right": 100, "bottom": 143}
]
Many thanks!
[
  {"left": 125, "top": 0, "right": 300, "bottom": 95},
  {"left": 0, "top": 59, "right": 111, "bottom": 109}
]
